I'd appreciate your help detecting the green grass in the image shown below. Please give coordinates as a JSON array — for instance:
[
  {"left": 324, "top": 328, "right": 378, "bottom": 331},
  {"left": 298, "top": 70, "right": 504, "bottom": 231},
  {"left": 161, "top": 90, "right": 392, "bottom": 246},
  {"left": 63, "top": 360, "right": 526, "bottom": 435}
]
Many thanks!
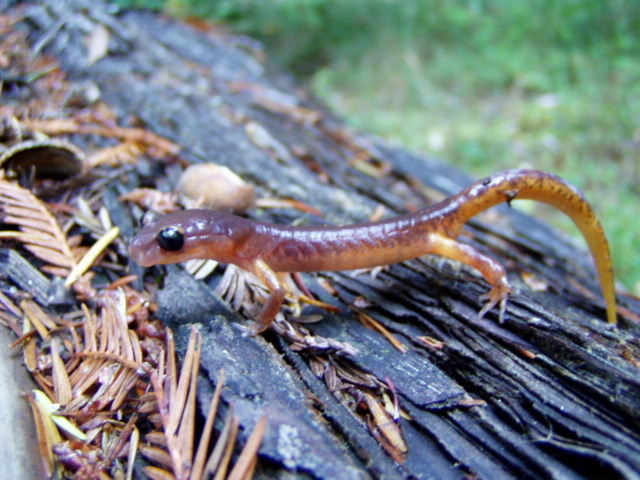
[{"left": 122, "top": 0, "right": 640, "bottom": 294}]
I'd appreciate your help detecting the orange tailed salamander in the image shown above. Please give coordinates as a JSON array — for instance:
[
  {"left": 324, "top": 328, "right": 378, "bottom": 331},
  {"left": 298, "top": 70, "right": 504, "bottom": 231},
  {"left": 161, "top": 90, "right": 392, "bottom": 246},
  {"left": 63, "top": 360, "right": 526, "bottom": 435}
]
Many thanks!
[{"left": 129, "top": 169, "right": 617, "bottom": 334}]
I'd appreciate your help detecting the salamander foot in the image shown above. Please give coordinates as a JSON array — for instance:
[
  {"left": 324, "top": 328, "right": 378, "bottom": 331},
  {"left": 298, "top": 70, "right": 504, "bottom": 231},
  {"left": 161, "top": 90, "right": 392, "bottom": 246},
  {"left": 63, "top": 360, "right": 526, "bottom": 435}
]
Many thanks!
[{"left": 478, "top": 280, "right": 513, "bottom": 323}]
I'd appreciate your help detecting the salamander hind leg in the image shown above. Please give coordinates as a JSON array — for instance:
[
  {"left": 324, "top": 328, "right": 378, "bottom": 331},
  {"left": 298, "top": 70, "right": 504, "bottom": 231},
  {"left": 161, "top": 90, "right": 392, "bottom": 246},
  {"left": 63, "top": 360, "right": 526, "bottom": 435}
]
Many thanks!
[{"left": 426, "top": 233, "right": 513, "bottom": 322}]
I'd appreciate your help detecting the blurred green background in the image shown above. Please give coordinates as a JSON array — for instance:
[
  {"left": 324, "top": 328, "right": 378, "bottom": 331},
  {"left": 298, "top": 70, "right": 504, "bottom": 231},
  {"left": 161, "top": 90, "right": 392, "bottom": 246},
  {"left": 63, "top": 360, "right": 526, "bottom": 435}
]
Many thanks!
[{"left": 120, "top": 0, "right": 639, "bottom": 294}]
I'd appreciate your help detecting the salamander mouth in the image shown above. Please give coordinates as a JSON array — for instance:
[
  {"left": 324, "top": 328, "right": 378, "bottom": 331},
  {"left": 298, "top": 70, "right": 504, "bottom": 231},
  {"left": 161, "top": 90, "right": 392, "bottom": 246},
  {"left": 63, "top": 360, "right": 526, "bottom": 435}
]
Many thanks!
[{"left": 129, "top": 229, "right": 171, "bottom": 267}]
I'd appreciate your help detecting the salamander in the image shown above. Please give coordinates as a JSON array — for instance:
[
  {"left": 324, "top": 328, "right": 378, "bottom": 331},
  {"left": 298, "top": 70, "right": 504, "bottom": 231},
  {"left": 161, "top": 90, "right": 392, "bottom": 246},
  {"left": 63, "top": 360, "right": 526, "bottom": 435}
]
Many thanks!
[{"left": 129, "top": 169, "right": 617, "bottom": 333}]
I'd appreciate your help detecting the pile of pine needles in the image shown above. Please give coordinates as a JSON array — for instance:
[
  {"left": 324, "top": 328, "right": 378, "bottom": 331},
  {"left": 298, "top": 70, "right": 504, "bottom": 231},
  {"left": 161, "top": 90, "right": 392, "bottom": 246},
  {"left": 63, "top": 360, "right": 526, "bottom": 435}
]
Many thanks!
[{"left": 0, "top": 13, "right": 265, "bottom": 479}]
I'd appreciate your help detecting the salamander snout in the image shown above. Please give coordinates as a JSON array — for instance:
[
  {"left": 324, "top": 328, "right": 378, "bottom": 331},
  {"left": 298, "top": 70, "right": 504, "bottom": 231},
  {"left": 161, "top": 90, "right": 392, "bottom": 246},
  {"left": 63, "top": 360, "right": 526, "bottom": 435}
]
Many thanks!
[
  {"left": 129, "top": 211, "right": 186, "bottom": 266},
  {"left": 128, "top": 228, "right": 161, "bottom": 267}
]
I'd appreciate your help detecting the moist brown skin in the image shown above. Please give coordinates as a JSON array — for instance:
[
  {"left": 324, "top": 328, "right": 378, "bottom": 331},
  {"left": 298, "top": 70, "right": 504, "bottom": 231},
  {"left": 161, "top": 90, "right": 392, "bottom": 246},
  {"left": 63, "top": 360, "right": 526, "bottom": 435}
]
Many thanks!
[{"left": 129, "top": 169, "right": 617, "bottom": 333}]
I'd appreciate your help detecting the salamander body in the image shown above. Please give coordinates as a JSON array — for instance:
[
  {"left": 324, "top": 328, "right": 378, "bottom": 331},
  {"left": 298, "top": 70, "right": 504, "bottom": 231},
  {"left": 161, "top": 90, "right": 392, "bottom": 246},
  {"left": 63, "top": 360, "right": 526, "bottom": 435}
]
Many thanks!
[{"left": 129, "top": 169, "right": 617, "bottom": 332}]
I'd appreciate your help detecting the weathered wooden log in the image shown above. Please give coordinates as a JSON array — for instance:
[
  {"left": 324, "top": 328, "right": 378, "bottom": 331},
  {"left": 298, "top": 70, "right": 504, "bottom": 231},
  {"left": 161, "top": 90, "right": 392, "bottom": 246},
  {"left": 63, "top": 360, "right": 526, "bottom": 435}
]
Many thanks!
[{"left": 9, "top": 1, "right": 640, "bottom": 479}]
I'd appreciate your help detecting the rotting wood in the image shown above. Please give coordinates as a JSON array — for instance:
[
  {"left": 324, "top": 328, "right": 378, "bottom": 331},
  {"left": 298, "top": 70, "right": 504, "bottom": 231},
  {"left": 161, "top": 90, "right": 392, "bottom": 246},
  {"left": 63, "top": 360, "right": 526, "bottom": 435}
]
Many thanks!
[{"left": 2, "top": 1, "right": 640, "bottom": 479}]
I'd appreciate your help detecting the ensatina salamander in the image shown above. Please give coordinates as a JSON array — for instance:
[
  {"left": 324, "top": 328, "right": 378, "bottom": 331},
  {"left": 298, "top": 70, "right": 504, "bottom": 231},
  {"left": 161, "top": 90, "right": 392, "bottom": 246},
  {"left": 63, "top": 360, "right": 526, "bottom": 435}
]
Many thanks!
[{"left": 129, "top": 169, "right": 617, "bottom": 332}]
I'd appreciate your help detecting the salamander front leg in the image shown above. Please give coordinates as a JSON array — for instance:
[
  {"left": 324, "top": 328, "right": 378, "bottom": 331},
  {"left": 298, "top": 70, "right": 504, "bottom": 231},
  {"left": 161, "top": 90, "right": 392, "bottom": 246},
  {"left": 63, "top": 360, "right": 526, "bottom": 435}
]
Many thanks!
[
  {"left": 248, "top": 260, "right": 286, "bottom": 335},
  {"left": 427, "top": 233, "right": 513, "bottom": 322}
]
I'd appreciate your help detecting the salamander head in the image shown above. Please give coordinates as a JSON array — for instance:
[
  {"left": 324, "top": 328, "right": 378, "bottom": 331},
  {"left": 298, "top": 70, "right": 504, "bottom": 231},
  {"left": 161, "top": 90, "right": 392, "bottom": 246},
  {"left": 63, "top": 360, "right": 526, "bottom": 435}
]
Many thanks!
[{"left": 128, "top": 209, "right": 239, "bottom": 266}]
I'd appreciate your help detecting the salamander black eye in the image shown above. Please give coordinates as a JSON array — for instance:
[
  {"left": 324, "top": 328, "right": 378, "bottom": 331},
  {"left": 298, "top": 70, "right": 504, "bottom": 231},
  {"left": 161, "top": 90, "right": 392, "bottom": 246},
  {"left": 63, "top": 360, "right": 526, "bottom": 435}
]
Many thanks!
[{"left": 156, "top": 227, "right": 185, "bottom": 251}]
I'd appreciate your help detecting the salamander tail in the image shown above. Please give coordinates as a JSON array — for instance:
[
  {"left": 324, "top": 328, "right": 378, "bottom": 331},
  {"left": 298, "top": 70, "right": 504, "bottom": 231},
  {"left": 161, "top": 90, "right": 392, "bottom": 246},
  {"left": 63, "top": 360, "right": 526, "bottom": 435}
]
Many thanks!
[{"left": 455, "top": 169, "right": 616, "bottom": 324}]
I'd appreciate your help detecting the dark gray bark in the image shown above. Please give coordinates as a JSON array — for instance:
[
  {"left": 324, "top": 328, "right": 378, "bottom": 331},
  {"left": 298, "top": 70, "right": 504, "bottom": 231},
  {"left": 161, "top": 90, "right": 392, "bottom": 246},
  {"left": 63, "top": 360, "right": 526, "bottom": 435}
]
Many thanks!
[{"left": 11, "top": 1, "right": 640, "bottom": 479}]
